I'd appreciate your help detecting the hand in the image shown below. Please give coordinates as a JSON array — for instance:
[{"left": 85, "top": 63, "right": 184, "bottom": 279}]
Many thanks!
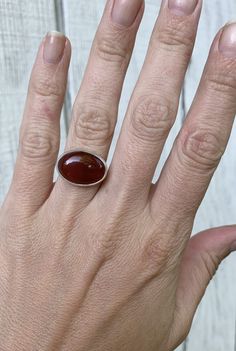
[{"left": 1, "top": 0, "right": 236, "bottom": 350}]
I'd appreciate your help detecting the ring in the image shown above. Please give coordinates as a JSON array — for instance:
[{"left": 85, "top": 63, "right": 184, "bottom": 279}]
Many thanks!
[{"left": 57, "top": 149, "right": 108, "bottom": 187}]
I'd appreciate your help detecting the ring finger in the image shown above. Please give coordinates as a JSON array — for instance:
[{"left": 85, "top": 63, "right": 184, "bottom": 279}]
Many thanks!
[{"left": 51, "top": 0, "right": 144, "bottom": 210}]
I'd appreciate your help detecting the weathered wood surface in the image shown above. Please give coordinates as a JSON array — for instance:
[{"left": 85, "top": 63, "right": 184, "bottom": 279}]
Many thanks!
[{"left": 0, "top": 0, "right": 236, "bottom": 350}]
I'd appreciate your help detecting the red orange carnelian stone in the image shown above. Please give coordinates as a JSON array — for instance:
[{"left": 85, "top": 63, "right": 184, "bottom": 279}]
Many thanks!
[{"left": 58, "top": 151, "right": 106, "bottom": 185}]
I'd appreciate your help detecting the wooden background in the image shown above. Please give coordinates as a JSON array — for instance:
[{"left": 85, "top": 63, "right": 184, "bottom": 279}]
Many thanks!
[{"left": 0, "top": 0, "right": 236, "bottom": 349}]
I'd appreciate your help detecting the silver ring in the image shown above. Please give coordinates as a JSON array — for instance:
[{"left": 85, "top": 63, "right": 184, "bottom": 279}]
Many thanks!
[{"left": 57, "top": 148, "right": 108, "bottom": 187}]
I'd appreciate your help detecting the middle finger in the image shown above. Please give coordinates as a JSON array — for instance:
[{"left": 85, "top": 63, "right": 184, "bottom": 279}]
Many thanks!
[{"left": 106, "top": 0, "right": 202, "bottom": 202}]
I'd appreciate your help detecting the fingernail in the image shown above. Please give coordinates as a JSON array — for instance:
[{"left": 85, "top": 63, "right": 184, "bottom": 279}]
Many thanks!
[
  {"left": 43, "top": 31, "right": 66, "bottom": 64},
  {"left": 168, "top": 0, "right": 198, "bottom": 16},
  {"left": 219, "top": 22, "right": 236, "bottom": 59},
  {"left": 112, "top": 0, "right": 143, "bottom": 27}
]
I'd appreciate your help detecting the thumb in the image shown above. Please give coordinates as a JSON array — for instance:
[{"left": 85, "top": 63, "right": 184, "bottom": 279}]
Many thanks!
[{"left": 168, "top": 225, "right": 236, "bottom": 348}]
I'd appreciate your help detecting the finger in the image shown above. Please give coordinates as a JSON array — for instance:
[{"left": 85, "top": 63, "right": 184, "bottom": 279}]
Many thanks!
[
  {"left": 106, "top": 0, "right": 202, "bottom": 201},
  {"left": 52, "top": 0, "right": 144, "bottom": 207},
  {"left": 166, "top": 225, "right": 236, "bottom": 349},
  {"left": 151, "top": 23, "right": 236, "bottom": 220},
  {"left": 7, "top": 31, "right": 71, "bottom": 213}
]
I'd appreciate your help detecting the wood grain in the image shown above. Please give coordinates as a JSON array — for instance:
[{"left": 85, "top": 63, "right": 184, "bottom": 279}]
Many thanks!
[{"left": 0, "top": 0, "right": 235, "bottom": 350}]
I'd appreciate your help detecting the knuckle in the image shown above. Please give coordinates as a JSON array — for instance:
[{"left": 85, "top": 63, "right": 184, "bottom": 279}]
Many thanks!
[
  {"left": 92, "top": 234, "right": 118, "bottom": 260},
  {"left": 73, "top": 106, "right": 114, "bottom": 147},
  {"left": 88, "top": 226, "right": 119, "bottom": 261},
  {"left": 140, "top": 233, "right": 176, "bottom": 276},
  {"left": 179, "top": 127, "right": 224, "bottom": 171},
  {"left": 20, "top": 127, "right": 57, "bottom": 163},
  {"left": 154, "top": 19, "right": 194, "bottom": 53},
  {"left": 130, "top": 95, "right": 176, "bottom": 143},
  {"left": 205, "top": 70, "right": 236, "bottom": 96},
  {"left": 30, "top": 73, "right": 63, "bottom": 98},
  {"left": 95, "top": 32, "right": 129, "bottom": 65},
  {"left": 200, "top": 250, "right": 221, "bottom": 280},
  {"left": 85, "top": 211, "right": 133, "bottom": 261}
]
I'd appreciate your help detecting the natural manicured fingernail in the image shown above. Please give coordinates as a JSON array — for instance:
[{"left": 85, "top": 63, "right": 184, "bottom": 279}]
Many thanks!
[
  {"left": 43, "top": 31, "right": 66, "bottom": 64},
  {"left": 112, "top": 0, "right": 143, "bottom": 27},
  {"left": 168, "top": 0, "right": 198, "bottom": 16},
  {"left": 219, "top": 22, "right": 236, "bottom": 58}
]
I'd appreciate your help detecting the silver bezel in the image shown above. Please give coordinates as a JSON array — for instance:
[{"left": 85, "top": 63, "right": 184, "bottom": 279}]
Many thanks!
[{"left": 56, "top": 148, "right": 108, "bottom": 187}]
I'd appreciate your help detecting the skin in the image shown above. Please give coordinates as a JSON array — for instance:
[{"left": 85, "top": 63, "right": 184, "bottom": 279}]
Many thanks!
[{"left": 0, "top": 0, "right": 236, "bottom": 350}]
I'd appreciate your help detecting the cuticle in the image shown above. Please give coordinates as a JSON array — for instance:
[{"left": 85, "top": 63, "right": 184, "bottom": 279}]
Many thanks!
[{"left": 109, "top": 0, "right": 145, "bottom": 30}]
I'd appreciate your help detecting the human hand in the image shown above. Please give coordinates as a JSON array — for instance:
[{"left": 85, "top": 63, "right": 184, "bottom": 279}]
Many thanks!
[{"left": 1, "top": 0, "right": 236, "bottom": 350}]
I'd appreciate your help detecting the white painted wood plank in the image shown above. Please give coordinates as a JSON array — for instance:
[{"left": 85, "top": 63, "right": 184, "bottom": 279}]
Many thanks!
[{"left": 0, "top": 0, "right": 67, "bottom": 204}]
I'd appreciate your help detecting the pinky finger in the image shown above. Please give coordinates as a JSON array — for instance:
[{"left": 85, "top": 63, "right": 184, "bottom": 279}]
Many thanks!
[{"left": 6, "top": 31, "right": 71, "bottom": 214}]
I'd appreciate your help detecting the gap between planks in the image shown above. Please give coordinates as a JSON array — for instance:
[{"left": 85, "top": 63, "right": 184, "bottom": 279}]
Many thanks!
[{"left": 54, "top": 0, "right": 72, "bottom": 134}]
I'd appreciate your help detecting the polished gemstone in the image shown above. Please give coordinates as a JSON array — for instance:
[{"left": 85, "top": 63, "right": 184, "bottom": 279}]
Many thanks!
[{"left": 58, "top": 151, "right": 106, "bottom": 185}]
